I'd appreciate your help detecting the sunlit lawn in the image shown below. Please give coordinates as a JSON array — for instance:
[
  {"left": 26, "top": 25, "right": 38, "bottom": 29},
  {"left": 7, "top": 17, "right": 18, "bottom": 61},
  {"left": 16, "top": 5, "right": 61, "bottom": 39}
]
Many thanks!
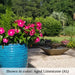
[{"left": 41, "top": 36, "right": 75, "bottom": 42}]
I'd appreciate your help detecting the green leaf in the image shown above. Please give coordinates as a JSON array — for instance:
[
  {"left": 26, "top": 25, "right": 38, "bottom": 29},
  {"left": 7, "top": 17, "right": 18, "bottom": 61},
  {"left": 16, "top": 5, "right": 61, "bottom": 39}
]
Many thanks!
[
  {"left": 19, "top": 39, "right": 23, "bottom": 43},
  {"left": 5, "top": 34, "right": 9, "bottom": 38},
  {"left": 12, "top": 23, "right": 18, "bottom": 27},
  {"left": 0, "top": 35, "right": 3, "bottom": 43}
]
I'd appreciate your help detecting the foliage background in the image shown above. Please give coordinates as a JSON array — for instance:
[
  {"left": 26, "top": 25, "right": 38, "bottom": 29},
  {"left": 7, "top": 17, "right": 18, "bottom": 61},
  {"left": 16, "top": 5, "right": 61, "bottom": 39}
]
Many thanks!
[{"left": 0, "top": 0, "right": 75, "bottom": 36}]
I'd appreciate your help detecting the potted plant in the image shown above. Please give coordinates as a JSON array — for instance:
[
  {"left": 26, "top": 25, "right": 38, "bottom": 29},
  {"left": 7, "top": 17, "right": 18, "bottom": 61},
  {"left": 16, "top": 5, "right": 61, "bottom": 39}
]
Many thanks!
[{"left": 0, "top": 19, "right": 43, "bottom": 68}]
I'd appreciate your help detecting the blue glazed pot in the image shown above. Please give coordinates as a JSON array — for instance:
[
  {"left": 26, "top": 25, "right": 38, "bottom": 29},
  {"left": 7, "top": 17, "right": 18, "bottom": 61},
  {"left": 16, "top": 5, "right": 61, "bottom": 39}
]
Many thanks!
[{"left": 0, "top": 44, "right": 28, "bottom": 68}]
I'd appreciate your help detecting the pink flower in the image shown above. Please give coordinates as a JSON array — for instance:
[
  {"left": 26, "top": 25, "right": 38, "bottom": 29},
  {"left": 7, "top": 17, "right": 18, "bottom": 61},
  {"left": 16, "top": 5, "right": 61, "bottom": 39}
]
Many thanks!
[
  {"left": 30, "top": 24, "right": 35, "bottom": 28},
  {"left": 3, "top": 38, "right": 8, "bottom": 43},
  {"left": 37, "top": 26, "right": 42, "bottom": 30},
  {"left": 36, "top": 22, "right": 42, "bottom": 30},
  {"left": 61, "top": 39, "right": 69, "bottom": 45},
  {"left": 8, "top": 29, "right": 15, "bottom": 36},
  {"left": 24, "top": 25, "right": 29, "bottom": 29},
  {"left": 36, "top": 22, "right": 42, "bottom": 27},
  {"left": 40, "top": 33, "right": 43, "bottom": 37},
  {"left": 15, "top": 19, "right": 26, "bottom": 23},
  {"left": 35, "top": 37, "right": 40, "bottom": 43},
  {"left": 24, "top": 24, "right": 35, "bottom": 29},
  {"left": 0, "top": 27, "right": 5, "bottom": 34},
  {"left": 15, "top": 19, "right": 26, "bottom": 27},
  {"left": 30, "top": 29, "right": 35, "bottom": 36},
  {"left": 15, "top": 29, "right": 20, "bottom": 33},
  {"left": 18, "top": 21, "right": 24, "bottom": 27}
]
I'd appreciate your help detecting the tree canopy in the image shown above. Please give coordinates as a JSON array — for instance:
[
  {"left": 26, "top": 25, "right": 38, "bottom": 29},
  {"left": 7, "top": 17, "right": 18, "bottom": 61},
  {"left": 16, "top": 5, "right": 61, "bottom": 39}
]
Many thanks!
[{"left": 0, "top": 0, "right": 74, "bottom": 20}]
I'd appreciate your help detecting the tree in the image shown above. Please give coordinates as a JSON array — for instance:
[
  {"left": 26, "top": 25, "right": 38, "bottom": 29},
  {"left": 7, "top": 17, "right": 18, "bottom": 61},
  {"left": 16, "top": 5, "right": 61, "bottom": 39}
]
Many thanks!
[
  {"left": 50, "top": 11, "right": 68, "bottom": 27},
  {"left": 0, "top": 0, "right": 74, "bottom": 25},
  {"left": 11, "top": 0, "right": 49, "bottom": 18},
  {"left": 0, "top": 0, "right": 12, "bottom": 14}
]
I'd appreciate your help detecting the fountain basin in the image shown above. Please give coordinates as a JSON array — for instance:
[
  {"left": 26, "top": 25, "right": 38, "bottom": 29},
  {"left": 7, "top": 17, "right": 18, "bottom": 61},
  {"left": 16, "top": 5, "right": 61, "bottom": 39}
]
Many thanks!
[{"left": 41, "top": 47, "right": 69, "bottom": 55}]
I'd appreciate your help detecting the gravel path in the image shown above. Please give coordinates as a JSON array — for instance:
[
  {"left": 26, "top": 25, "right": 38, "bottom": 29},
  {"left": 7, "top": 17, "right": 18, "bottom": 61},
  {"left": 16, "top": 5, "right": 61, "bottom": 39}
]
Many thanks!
[{"left": 28, "top": 48, "right": 75, "bottom": 68}]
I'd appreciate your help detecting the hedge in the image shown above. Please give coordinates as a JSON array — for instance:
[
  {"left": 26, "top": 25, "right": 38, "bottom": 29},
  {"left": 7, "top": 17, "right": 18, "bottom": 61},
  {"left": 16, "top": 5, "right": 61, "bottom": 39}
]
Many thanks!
[{"left": 35, "top": 17, "right": 62, "bottom": 36}]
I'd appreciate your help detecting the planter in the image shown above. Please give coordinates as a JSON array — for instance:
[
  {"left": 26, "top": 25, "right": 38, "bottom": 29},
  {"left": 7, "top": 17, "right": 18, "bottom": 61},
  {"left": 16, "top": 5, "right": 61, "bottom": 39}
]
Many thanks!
[
  {"left": 41, "top": 47, "right": 69, "bottom": 55},
  {"left": 0, "top": 44, "right": 28, "bottom": 68}
]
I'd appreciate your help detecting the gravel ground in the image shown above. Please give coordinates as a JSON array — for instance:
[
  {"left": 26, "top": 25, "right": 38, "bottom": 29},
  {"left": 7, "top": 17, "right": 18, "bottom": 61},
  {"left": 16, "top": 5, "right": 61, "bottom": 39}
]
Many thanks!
[{"left": 28, "top": 48, "right": 75, "bottom": 68}]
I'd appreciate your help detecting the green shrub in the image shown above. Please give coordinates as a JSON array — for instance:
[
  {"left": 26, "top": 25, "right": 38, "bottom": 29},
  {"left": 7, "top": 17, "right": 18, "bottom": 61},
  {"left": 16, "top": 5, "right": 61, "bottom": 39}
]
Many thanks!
[
  {"left": 0, "top": 9, "right": 17, "bottom": 32},
  {"left": 18, "top": 17, "right": 34, "bottom": 24},
  {"left": 0, "top": 4, "right": 5, "bottom": 13},
  {"left": 67, "top": 16, "right": 73, "bottom": 25},
  {"left": 35, "top": 17, "right": 44, "bottom": 23},
  {"left": 35, "top": 17, "right": 62, "bottom": 36},
  {"left": 62, "top": 26, "right": 75, "bottom": 36},
  {"left": 24, "top": 17, "right": 34, "bottom": 24},
  {"left": 73, "top": 21, "right": 75, "bottom": 26},
  {"left": 67, "top": 41, "right": 75, "bottom": 48}
]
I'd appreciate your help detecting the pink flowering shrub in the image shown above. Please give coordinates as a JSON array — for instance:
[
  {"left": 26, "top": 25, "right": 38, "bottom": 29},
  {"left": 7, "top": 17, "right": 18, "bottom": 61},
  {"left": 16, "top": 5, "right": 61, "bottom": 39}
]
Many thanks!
[
  {"left": 61, "top": 39, "right": 69, "bottom": 45},
  {"left": 0, "top": 19, "right": 43, "bottom": 45}
]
